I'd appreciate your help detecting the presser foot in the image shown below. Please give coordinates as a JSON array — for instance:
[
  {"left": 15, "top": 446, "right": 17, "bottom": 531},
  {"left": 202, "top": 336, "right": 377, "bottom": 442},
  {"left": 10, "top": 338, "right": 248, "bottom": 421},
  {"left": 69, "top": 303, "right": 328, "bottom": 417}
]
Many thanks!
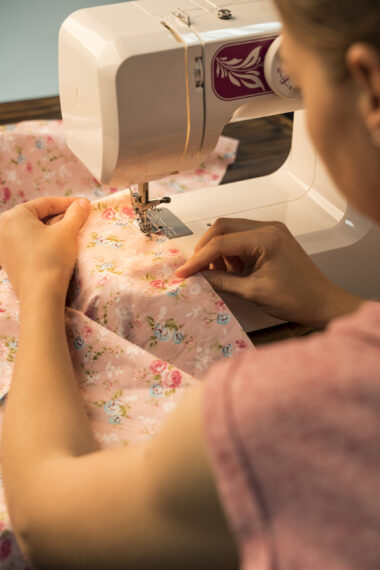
[{"left": 130, "top": 189, "right": 171, "bottom": 235}]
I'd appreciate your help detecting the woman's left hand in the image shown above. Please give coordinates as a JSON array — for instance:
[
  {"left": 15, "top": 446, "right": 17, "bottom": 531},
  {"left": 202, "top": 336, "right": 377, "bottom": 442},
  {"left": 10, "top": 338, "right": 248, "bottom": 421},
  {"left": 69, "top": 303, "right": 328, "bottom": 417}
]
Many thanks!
[{"left": 0, "top": 196, "right": 91, "bottom": 300}]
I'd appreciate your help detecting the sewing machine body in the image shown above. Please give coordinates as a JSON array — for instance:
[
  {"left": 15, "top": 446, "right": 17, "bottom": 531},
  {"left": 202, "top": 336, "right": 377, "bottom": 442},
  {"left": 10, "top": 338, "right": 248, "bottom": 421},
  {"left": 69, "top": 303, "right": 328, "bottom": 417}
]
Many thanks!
[{"left": 59, "top": 0, "right": 380, "bottom": 332}]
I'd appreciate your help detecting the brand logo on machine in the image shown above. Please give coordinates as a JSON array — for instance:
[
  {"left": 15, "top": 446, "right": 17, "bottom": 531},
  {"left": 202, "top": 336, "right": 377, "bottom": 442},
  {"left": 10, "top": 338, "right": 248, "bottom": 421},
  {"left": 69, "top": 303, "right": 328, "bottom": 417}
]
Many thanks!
[{"left": 212, "top": 37, "right": 276, "bottom": 100}]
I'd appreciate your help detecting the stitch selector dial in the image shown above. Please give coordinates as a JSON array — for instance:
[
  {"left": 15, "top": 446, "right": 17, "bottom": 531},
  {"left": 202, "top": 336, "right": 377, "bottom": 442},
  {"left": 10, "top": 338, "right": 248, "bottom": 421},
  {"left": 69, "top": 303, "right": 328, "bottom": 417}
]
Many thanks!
[{"left": 264, "top": 36, "right": 301, "bottom": 99}]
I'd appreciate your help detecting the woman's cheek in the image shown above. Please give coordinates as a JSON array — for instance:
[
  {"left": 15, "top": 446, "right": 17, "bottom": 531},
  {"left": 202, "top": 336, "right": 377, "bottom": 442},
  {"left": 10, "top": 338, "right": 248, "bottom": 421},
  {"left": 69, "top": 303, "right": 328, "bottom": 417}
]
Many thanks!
[{"left": 305, "top": 90, "right": 343, "bottom": 169}]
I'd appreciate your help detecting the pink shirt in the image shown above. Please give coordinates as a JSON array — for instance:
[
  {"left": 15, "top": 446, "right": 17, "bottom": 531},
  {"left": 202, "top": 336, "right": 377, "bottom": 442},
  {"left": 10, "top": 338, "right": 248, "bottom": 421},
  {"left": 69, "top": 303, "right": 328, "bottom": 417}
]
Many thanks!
[{"left": 203, "top": 301, "right": 380, "bottom": 570}]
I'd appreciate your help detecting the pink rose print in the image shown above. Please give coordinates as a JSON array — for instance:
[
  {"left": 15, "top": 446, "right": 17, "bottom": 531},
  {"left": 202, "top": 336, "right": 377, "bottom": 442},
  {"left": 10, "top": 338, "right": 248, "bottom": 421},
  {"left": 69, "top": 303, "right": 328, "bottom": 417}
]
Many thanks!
[
  {"left": 235, "top": 339, "right": 248, "bottom": 349},
  {"left": 17, "top": 189, "right": 25, "bottom": 198},
  {"left": 82, "top": 325, "right": 93, "bottom": 340},
  {"left": 45, "top": 135, "right": 54, "bottom": 144},
  {"left": 0, "top": 537, "right": 12, "bottom": 561},
  {"left": 121, "top": 206, "right": 134, "bottom": 218},
  {"left": 0, "top": 303, "right": 5, "bottom": 313},
  {"left": 163, "top": 369, "right": 182, "bottom": 389},
  {"left": 101, "top": 207, "right": 115, "bottom": 220},
  {"left": 149, "top": 359, "right": 168, "bottom": 375},
  {"left": 167, "top": 248, "right": 180, "bottom": 256},
  {"left": 150, "top": 279, "right": 165, "bottom": 289},
  {"left": 26, "top": 162, "right": 33, "bottom": 173},
  {"left": 195, "top": 169, "right": 205, "bottom": 175},
  {"left": 1, "top": 187, "right": 11, "bottom": 203},
  {"left": 212, "top": 174, "right": 219, "bottom": 180},
  {"left": 215, "top": 300, "right": 227, "bottom": 310},
  {"left": 96, "top": 275, "right": 110, "bottom": 287},
  {"left": 109, "top": 187, "right": 118, "bottom": 193}
]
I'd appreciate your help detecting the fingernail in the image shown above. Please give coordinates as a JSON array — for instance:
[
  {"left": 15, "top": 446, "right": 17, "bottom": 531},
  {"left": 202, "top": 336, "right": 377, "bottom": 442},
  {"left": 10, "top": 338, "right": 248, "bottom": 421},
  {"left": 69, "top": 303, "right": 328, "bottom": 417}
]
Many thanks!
[{"left": 78, "top": 199, "right": 90, "bottom": 209}]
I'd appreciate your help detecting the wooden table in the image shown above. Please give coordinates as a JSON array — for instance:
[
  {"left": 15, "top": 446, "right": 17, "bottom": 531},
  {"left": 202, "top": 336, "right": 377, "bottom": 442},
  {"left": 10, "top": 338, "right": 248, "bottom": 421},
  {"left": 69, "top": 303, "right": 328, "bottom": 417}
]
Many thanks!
[{"left": 0, "top": 96, "right": 314, "bottom": 345}]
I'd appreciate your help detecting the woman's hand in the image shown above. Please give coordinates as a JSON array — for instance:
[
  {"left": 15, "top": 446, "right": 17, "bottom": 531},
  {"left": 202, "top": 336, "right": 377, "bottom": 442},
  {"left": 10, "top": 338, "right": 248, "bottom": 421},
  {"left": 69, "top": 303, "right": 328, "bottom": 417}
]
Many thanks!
[
  {"left": 0, "top": 196, "right": 91, "bottom": 301},
  {"left": 175, "top": 218, "right": 364, "bottom": 328}
]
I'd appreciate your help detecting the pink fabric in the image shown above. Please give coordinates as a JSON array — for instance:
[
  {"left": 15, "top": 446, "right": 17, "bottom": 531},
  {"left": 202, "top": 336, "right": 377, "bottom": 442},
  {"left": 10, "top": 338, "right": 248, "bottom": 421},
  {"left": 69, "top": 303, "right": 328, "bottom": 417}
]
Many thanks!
[
  {"left": 0, "top": 121, "right": 250, "bottom": 568},
  {"left": 0, "top": 120, "right": 238, "bottom": 207},
  {"left": 203, "top": 301, "right": 380, "bottom": 570}
]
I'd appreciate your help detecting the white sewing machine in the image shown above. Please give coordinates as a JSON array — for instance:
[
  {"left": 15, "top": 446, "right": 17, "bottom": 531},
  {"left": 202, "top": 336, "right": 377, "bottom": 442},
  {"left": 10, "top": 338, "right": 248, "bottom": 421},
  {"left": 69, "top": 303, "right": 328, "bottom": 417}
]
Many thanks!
[{"left": 59, "top": 0, "right": 380, "bottom": 331}]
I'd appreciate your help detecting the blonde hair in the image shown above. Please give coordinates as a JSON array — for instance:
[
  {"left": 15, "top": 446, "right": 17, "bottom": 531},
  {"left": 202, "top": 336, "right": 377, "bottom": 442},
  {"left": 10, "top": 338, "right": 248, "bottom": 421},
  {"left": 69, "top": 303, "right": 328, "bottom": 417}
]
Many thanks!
[{"left": 273, "top": 0, "right": 380, "bottom": 80}]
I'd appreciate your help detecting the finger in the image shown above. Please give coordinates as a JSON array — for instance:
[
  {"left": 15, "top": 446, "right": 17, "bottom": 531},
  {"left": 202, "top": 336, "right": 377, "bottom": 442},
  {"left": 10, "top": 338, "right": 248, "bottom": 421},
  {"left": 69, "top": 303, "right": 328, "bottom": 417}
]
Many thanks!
[
  {"left": 202, "top": 269, "right": 252, "bottom": 299},
  {"left": 195, "top": 218, "right": 267, "bottom": 253},
  {"left": 224, "top": 256, "right": 244, "bottom": 273},
  {"left": 61, "top": 199, "right": 91, "bottom": 234},
  {"left": 44, "top": 213, "right": 65, "bottom": 226},
  {"left": 23, "top": 196, "right": 80, "bottom": 220},
  {"left": 175, "top": 231, "right": 255, "bottom": 278},
  {"left": 210, "top": 257, "right": 227, "bottom": 271}
]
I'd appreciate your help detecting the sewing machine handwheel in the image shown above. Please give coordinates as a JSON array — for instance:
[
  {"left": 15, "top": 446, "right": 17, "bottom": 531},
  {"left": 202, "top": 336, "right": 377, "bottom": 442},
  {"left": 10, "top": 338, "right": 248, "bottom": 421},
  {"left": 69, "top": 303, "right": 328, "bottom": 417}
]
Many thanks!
[
  {"left": 264, "top": 36, "right": 302, "bottom": 99},
  {"left": 160, "top": 197, "right": 171, "bottom": 204}
]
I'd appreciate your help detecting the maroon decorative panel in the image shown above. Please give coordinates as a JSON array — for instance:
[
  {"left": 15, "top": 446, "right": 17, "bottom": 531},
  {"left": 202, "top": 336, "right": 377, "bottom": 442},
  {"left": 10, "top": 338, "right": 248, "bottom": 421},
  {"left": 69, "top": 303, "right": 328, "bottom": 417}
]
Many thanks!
[{"left": 212, "top": 36, "right": 276, "bottom": 100}]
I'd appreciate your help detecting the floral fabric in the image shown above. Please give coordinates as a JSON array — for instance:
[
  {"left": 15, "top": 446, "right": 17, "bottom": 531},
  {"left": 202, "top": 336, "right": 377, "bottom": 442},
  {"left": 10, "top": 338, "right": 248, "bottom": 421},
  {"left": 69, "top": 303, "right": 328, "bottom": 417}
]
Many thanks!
[
  {"left": 0, "top": 120, "right": 239, "bottom": 208},
  {"left": 0, "top": 121, "right": 251, "bottom": 568}
]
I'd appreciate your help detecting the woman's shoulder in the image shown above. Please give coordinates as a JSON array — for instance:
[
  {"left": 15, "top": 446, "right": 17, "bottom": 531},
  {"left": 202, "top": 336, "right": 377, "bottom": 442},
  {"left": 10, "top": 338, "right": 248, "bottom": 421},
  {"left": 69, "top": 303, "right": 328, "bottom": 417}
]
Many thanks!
[
  {"left": 203, "top": 300, "right": 380, "bottom": 450},
  {"left": 202, "top": 301, "right": 380, "bottom": 570}
]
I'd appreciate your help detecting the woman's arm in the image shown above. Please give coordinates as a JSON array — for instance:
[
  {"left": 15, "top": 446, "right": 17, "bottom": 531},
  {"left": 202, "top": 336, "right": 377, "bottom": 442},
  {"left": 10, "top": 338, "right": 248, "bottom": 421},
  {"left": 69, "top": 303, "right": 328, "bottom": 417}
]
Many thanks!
[
  {"left": 5, "top": 291, "right": 237, "bottom": 569},
  {"left": 0, "top": 197, "right": 238, "bottom": 569}
]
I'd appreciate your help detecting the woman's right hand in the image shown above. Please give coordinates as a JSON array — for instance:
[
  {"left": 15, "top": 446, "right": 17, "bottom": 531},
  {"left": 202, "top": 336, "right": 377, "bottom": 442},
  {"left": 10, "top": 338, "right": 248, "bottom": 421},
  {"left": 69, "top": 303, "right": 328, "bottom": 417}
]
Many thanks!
[{"left": 175, "top": 218, "right": 364, "bottom": 329}]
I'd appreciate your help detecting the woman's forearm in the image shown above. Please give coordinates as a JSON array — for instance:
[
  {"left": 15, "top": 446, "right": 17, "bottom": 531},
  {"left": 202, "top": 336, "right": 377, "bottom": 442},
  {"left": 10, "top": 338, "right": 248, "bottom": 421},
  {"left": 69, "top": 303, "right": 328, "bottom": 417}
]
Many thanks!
[{"left": 1, "top": 280, "right": 98, "bottom": 526}]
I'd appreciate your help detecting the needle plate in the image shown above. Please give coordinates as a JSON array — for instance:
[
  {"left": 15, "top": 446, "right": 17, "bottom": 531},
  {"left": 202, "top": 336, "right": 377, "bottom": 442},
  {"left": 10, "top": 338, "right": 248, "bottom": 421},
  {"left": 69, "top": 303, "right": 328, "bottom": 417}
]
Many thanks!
[{"left": 147, "top": 208, "right": 193, "bottom": 239}]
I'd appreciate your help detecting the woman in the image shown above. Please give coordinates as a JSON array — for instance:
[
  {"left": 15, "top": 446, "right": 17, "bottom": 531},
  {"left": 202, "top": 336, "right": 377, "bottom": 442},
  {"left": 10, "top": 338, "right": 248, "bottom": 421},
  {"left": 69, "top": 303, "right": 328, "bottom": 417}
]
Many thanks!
[{"left": 1, "top": 1, "right": 380, "bottom": 568}]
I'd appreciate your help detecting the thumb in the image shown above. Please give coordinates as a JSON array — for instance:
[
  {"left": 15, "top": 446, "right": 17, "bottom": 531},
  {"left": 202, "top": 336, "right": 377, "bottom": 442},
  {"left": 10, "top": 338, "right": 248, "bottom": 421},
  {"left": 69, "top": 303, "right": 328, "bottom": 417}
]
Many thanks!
[
  {"left": 62, "top": 198, "right": 91, "bottom": 234},
  {"left": 202, "top": 269, "right": 253, "bottom": 300}
]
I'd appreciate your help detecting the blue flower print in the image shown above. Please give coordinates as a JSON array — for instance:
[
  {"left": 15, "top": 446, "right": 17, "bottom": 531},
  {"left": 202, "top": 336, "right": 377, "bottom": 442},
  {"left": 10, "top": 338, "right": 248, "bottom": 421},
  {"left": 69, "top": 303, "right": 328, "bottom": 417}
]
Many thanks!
[
  {"left": 167, "top": 287, "right": 180, "bottom": 297},
  {"left": 108, "top": 414, "right": 122, "bottom": 424},
  {"left": 35, "top": 139, "right": 45, "bottom": 149},
  {"left": 94, "top": 188, "right": 105, "bottom": 197},
  {"left": 153, "top": 324, "right": 170, "bottom": 341},
  {"left": 222, "top": 343, "right": 234, "bottom": 358},
  {"left": 6, "top": 124, "right": 15, "bottom": 131},
  {"left": 8, "top": 340, "right": 18, "bottom": 350},
  {"left": 172, "top": 330, "right": 184, "bottom": 344},
  {"left": 150, "top": 383, "right": 164, "bottom": 398},
  {"left": 74, "top": 336, "right": 85, "bottom": 350},
  {"left": 103, "top": 400, "right": 121, "bottom": 415},
  {"left": 17, "top": 154, "right": 26, "bottom": 163},
  {"left": 216, "top": 312, "right": 231, "bottom": 325}
]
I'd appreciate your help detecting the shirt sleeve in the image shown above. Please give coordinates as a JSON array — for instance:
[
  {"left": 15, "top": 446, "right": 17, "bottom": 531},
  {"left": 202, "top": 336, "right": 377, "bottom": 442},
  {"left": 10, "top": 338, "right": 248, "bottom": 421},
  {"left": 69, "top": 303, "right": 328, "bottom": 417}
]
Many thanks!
[{"left": 202, "top": 313, "right": 380, "bottom": 570}]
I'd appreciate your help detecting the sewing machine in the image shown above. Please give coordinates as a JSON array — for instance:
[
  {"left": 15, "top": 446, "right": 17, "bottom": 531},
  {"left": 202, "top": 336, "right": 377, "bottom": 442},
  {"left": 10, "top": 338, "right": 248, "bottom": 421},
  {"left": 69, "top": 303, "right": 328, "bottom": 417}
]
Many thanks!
[{"left": 59, "top": 0, "right": 380, "bottom": 331}]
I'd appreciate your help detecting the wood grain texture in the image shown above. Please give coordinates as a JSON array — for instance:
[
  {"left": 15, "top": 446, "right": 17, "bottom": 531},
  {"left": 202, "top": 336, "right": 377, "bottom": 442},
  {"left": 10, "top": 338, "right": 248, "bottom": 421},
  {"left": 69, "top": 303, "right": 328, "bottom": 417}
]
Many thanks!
[
  {"left": 0, "top": 96, "right": 312, "bottom": 343},
  {"left": 0, "top": 96, "right": 62, "bottom": 125}
]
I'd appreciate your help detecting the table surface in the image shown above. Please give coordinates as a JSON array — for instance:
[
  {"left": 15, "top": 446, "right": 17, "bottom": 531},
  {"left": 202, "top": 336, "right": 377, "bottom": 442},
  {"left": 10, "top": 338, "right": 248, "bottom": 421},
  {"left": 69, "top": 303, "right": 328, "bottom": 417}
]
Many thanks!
[{"left": 0, "top": 96, "right": 314, "bottom": 345}]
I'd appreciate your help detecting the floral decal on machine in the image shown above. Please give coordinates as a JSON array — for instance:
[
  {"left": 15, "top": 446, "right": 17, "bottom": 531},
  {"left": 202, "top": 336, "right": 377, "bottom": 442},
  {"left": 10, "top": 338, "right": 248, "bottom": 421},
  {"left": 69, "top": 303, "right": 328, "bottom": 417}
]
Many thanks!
[{"left": 212, "top": 36, "right": 276, "bottom": 100}]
